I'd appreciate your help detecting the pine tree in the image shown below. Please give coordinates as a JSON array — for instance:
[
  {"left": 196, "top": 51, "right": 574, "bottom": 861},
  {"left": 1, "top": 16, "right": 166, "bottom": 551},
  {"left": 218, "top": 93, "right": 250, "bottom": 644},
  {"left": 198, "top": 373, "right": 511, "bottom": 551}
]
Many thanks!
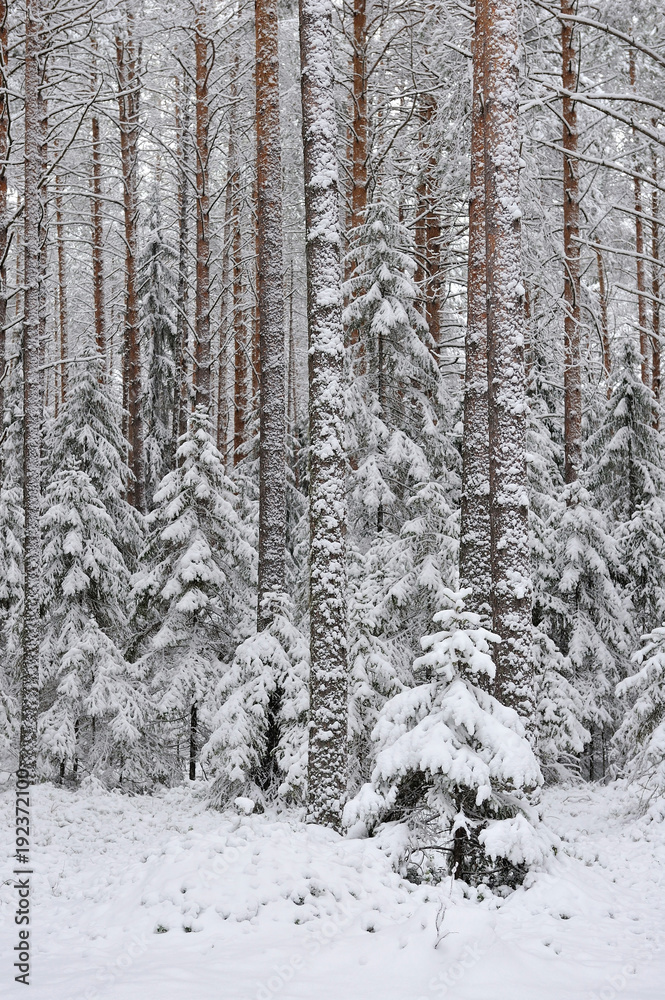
[{"left": 344, "top": 590, "right": 546, "bottom": 885}]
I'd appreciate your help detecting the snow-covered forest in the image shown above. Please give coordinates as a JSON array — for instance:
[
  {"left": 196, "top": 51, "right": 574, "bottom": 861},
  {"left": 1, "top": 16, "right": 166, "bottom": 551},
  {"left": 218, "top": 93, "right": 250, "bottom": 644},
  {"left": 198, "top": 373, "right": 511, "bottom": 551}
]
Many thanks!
[{"left": 2, "top": 0, "right": 665, "bottom": 996}]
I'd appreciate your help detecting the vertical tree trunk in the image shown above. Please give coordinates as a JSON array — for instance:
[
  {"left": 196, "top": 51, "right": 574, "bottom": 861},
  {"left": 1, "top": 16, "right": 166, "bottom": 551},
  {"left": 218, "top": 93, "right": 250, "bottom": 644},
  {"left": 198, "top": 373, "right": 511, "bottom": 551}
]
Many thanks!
[
  {"left": 251, "top": 176, "right": 261, "bottom": 402},
  {"left": 562, "top": 0, "right": 581, "bottom": 483},
  {"left": 189, "top": 704, "right": 197, "bottom": 780},
  {"left": 255, "top": 0, "right": 286, "bottom": 627},
  {"left": 54, "top": 164, "right": 67, "bottom": 411},
  {"left": 630, "top": 50, "right": 649, "bottom": 386},
  {"left": 232, "top": 171, "right": 247, "bottom": 466},
  {"left": 174, "top": 73, "right": 190, "bottom": 455},
  {"left": 652, "top": 141, "right": 661, "bottom": 419},
  {"left": 595, "top": 247, "right": 611, "bottom": 392},
  {"left": 20, "top": 0, "right": 43, "bottom": 780},
  {"left": 300, "top": 0, "right": 348, "bottom": 829},
  {"left": 90, "top": 98, "right": 105, "bottom": 370},
  {"left": 116, "top": 15, "right": 146, "bottom": 512},
  {"left": 0, "top": 0, "right": 8, "bottom": 433},
  {"left": 193, "top": 4, "right": 211, "bottom": 411},
  {"left": 459, "top": 0, "right": 491, "bottom": 623},
  {"left": 38, "top": 85, "right": 48, "bottom": 407},
  {"left": 421, "top": 96, "right": 441, "bottom": 350},
  {"left": 483, "top": 0, "right": 532, "bottom": 714},
  {"left": 350, "top": 0, "right": 367, "bottom": 232}
]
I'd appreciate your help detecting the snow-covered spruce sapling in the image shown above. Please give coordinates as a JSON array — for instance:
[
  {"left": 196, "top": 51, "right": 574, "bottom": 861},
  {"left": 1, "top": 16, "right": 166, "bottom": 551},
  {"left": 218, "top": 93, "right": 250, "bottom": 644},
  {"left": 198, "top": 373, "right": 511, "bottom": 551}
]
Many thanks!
[
  {"left": 201, "top": 591, "right": 308, "bottom": 808},
  {"left": 132, "top": 408, "right": 255, "bottom": 781},
  {"left": 39, "top": 470, "right": 146, "bottom": 782},
  {"left": 615, "top": 625, "right": 665, "bottom": 795},
  {"left": 344, "top": 590, "right": 548, "bottom": 887}
]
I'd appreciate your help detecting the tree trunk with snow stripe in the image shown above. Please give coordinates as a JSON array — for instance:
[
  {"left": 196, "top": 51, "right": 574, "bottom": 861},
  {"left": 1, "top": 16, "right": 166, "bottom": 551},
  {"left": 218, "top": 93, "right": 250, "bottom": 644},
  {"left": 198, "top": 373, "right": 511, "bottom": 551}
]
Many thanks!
[{"left": 299, "top": 0, "right": 349, "bottom": 829}]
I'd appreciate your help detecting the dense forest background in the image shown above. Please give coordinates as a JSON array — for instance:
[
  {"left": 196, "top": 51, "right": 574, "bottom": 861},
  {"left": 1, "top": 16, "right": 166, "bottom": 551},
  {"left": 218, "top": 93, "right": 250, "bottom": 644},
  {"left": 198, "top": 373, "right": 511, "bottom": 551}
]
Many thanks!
[{"left": 2, "top": 0, "right": 665, "bottom": 881}]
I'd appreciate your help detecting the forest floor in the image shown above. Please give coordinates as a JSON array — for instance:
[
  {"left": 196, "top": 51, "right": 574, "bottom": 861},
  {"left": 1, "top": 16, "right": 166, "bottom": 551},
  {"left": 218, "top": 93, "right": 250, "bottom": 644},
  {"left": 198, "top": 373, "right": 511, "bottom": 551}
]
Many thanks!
[{"left": 1, "top": 779, "right": 665, "bottom": 1000}]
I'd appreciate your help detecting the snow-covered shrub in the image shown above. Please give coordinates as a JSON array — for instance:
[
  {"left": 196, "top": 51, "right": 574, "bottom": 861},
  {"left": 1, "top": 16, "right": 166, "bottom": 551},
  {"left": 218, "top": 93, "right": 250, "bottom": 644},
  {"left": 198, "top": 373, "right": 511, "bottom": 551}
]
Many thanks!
[{"left": 344, "top": 590, "right": 548, "bottom": 887}]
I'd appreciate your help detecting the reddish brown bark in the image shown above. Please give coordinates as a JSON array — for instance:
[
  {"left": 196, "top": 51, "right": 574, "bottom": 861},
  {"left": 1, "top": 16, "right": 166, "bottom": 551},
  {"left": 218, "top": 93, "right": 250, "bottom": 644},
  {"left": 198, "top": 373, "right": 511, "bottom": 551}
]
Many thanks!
[
  {"left": 194, "top": 3, "right": 211, "bottom": 411},
  {"left": 251, "top": 176, "right": 260, "bottom": 401},
  {"left": 562, "top": 0, "right": 581, "bottom": 484},
  {"left": 174, "top": 74, "right": 190, "bottom": 455},
  {"left": 116, "top": 16, "right": 146, "bottom": 512}
]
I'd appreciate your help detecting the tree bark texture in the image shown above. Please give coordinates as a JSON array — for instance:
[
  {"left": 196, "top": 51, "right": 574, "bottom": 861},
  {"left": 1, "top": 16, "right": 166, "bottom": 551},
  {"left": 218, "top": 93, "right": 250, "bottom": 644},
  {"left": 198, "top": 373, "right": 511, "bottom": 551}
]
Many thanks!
[
  {"left": 483, "top": 0, "right": 532, "bottom": 714},
  {"left": 20, "top": 0, "right": 43, "bottom": 781},
  {"left": 300, "top": 0, "right": 349, "bottom": 829},
  {"left": 459, "top": 0, "right": 492, "bottom": 624},
  {"left": 55, "top": 165, "right": 68, "bottom": 411},
  {"left": 0, "top": 0, "right": 8, "bottom": 431},
  {"left": 255, "top": 0, "right": 286, "bottom": 627},
  {"left": 651, "top": 142, "right": 661, "bottom": 417},
  {"left": 194, "top": 4, "right": 211, "bottom": 411},
  {"left": 116, "top": 16, "right": 146, "bottom": 511},
  {"left": 562, "top": 0, "right": 581, "bottom": 484},
  {"left": 630, "top": 50, "right": 650, "bottom": 386},
  {"left": 91, "top": 103, "right": 106, "bottom": 370},
  {"left": 174, "top": 74, "right": 190, "bottom": 456}
]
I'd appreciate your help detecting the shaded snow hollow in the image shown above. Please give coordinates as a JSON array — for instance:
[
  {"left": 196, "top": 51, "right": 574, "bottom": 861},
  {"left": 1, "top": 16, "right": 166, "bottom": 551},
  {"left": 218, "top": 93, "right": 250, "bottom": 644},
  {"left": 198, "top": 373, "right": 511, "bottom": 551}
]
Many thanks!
[{"left": 2, "top": 783, "right": 665, "bottom": 999}]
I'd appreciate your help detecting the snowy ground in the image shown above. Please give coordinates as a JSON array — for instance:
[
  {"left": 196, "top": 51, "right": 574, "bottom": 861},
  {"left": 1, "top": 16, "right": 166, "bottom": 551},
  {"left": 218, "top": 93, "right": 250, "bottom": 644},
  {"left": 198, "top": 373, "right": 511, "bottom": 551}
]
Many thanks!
[{"left": 2, "top": 781, "right": 665, "bottom": 1000}]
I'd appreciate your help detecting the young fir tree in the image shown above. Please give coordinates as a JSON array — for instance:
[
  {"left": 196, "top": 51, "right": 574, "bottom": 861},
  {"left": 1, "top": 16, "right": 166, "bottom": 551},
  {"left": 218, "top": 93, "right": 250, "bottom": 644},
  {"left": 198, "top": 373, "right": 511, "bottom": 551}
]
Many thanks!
[
  {"left": 588, "top": 339, "right": 665, "bottom": 635},
  {"left": 344, "top": 201, "right": 459, "bottom": 786},
  {"left": 201, "top": 591, "right": 309, "bottom": 807},
  {"left": 615, "top": 624, "right": 665, "bottom": 794},
  {"left": 39, "top": 470, "right": 146, "bottom": 781},
  {"left": 0, "top": 482, "right": 22, "bottom": 764},
  {"left": 141, "top": 185, "right": 178, "bottom": 504},
  {"left": 46, "top": 359, "right": 143, "bottom": 566},
  {"left": 544, "top": 481, "right": 632, "bottom": 778},
  {"left": 133, "top": 407, "right": 255, "bottom": 780},
  {"left": 344, "top": 590, "right": 546, "bottom": 886}
]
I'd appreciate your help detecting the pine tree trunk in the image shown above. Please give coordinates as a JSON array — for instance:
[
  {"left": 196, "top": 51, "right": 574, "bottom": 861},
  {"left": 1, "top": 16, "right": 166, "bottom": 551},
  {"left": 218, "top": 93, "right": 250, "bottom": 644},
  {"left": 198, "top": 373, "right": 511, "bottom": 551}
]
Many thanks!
[
  {"left": 300, "top": 0, "right": 348, "bottom": 829},
  {"left": 562, "top": 1, "right": 581, "bottom": 484},
  {"left": 38, "top": 86, "right": 48, "bottom": 408},
  {"left": 90, "top": 102, "right": 105, "bottom": 370},
  {"left": 652, "top": 141, "right": 661, "bottom": 419},
  {"left": 189, "top": 703, "right": 197, "bottom": 780},
  {"left": 20, "top": 0, "right": 43, "bottom": 781},
  {"left": 255, "top": 0, "right": 286, "bottom": 627},
  {"left": 422, "top": 96, "right": 441, "bottom": 351},
  {"left": 483, "top": 0, "right": 532, "bottom": 713},
  {"left": 630, "top": 50, "right": 650, "bottom": 386},
  {"left": 0, "top": 0, "right": 8, "bottom": 434},
  {"left": 595, "top": 248, "right": 611, "bottom": 393},
  {"left": 174, "top": 74, "right": 190, "bottom": 456},
  {"left": 116, "top": 17, "right": 146, "bottom": 511},
  {"left": 351, "top": 0, "right": 367, "bottom": 232},
  {"left": 55, "top": 164, "right": 68, "bottom": 411},
  {"left": 460, "top": 0, "right": 492, "bottom": 623},
  {"left": 194, "top": 4, "right": 211, "bottom": 411},
  {"left": 232, "top": 170, "right": 247, "bottom": 466}
]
